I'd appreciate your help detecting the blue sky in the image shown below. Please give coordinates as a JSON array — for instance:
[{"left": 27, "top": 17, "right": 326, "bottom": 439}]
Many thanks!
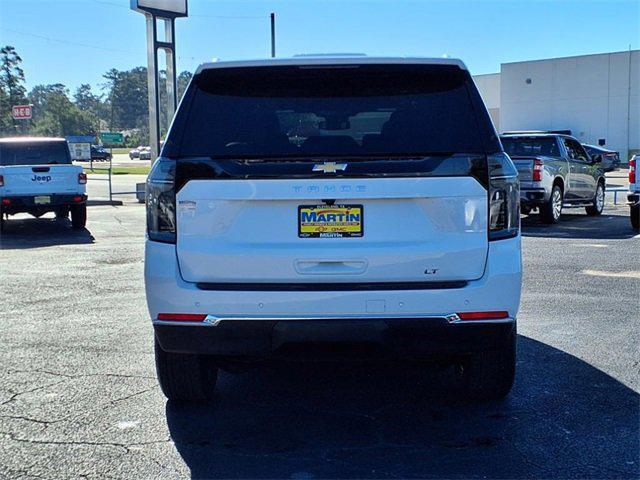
[{"left": 0, "top": 0, "right": 638, "bottom": 95}]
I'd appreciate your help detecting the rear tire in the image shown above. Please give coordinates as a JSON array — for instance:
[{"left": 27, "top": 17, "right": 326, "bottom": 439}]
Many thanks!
[
  {"left": 631, "top": 205, "right": 639, "bottom": 230},
  {"left": 585, "top": 182, "right": 605, "bottom": 216},
  {"left": 55, "top": 206, "right": 69, "bottom": 220},
  {"left": 0, "top": 208, "right": 4, "bottom": 233},
  {"left": 456, "top": 326, "right": 516, "bottom": 401},
  {"left": 70, "top": 204, "right": 87, "bottom": 229},
  {"left": 520, "top": 205, "right": 532, "bottom": 216},
  {"left": 540, "top": 185, "right": 563, "bottom": 224},
  {"left": 154, "top": 337, "right": 218, "bottom": 402}
]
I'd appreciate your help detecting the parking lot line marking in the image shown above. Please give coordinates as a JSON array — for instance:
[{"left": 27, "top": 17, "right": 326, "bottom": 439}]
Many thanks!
[{"left": 582, "top": 269, "right": 640, "bottom": 279}]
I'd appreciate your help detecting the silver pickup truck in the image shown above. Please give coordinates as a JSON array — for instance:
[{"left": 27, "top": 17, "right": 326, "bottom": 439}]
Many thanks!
[{"left": 501, "top": 133, "right": 606, "bottom": 223}]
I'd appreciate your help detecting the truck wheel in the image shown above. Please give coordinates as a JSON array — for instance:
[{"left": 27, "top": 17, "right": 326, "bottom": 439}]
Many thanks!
[
  {"left": 55, "top": 206, "right": 69, "bottom": 219},
  {"left": 456, "top": 326, "right": 516, "bottom": 401},
  {"left": 70, "top": 204, "right": 87, "bottom": 229},
  {"left": 154, "top": 337, "right": 218, "bottom": 401},
  {"left": 0, "top": 208, "right": 4, "bottom": 233},
  {"left": 540, "top": 185, "right": 563, "bottom": 224},
  {"left": 585, "top": 182, "right": 605, "bottom": 216},
  {"left": 631, "top": 205, "right": 640, "bottom": 230},
  {"left": 520, "top": 205, "right": 532, "bottom": 216}
]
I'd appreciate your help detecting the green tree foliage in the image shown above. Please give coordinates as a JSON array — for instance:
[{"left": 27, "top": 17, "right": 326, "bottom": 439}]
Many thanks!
[
  {"left": 0, "top": 46, "right": 28, "bottom": 135},
  {"left": 29, "top": 83, "right": 98, "bottom": 137}
]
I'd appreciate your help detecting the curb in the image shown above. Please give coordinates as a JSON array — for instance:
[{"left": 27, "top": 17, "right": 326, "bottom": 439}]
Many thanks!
[{"left": 87, "top": 200, "right": 124, "bottom": 206}]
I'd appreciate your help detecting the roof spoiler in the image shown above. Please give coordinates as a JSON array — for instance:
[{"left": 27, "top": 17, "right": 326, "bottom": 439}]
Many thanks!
[{"left": 502, "top": 129, "right": 572, "bottom": 135}]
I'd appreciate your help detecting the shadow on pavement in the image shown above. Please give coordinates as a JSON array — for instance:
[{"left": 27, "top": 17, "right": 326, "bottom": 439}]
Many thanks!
[
  {"left": 521, "top": 211, "right": 636, "bottom": 240},
  {"left": 166, "top": 336, "right": 639, "bottom": 479},
  {"left": 0, "top": 216, "right": 94, "bottom": 249}
]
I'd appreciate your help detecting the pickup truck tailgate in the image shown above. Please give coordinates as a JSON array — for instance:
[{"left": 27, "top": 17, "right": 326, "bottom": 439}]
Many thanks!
[{"left": 0, "top": 165, "right": 83, "bottom": 195}]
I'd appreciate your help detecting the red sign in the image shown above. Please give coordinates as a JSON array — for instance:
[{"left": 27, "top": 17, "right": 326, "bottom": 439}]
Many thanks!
[{"left": 12, "top": 105, "right": 32, "bottom": 120}]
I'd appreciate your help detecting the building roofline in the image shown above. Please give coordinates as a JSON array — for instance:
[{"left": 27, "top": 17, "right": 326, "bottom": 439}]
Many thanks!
[{"left": 502, "top": 49, "right": 639, "bottom": 66}]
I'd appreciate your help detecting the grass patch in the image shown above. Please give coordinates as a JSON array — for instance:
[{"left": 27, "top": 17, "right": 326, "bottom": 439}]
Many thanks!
[
  {"left": 85, "top": 166, "right": 150, "bottom": 175},
  {"left": 110, "top": 147, "right": 131, "bottom": 155}
]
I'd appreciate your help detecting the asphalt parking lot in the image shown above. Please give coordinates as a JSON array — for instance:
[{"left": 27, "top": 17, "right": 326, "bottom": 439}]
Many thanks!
[{"left": 0, "top": 201, "right": 638, "bottom": 479}]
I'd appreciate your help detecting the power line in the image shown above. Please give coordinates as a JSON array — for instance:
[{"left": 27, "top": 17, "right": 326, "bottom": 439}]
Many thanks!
[
  {"left": 0, "top": 27, "right": 200, "bottom": 61},
  {"left": 1, "top": 27, "right": 143, "bottom": 56}
]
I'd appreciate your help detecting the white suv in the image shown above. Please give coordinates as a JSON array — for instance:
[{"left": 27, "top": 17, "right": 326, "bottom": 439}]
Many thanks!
[{"left": 145, "top": 57, "right": 522, "bottom": 401}]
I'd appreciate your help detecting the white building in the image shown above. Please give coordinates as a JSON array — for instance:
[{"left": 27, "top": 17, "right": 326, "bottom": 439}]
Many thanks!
[{"left": 474, "top": 50, "right": 639, "bottom": 163}]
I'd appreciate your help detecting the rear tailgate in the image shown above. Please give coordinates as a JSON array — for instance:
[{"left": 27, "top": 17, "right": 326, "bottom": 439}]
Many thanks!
[
  {"left": 511, "top": 156, "right": 536, "bottom": 182},
  {"left": 176, "top": 176, "right": 488, "bottom": 284},
  {"left": 0, "top": 165, "right": 83, "bottom": 195}
]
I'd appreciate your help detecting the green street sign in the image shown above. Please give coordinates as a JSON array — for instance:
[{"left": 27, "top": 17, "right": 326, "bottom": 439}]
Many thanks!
[{"left": 99, "top": 132, "right": 124, "bottom": 145}]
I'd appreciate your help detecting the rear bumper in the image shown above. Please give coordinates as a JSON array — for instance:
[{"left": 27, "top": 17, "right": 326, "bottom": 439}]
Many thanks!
[
  {"left": 0, "top": 194, "right": 87, "bottom": 213},
  {"left": 145, "top": 235, "right": 522, "bottom": 359},
  {"left": 154, "top": 316, "right": 516, "bottom": 359},
  {"left": 520, "top": 188, "right": 548, "bottom": 206}
]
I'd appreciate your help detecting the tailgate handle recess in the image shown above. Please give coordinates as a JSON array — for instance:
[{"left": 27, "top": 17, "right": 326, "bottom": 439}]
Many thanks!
[
  {"left": 295, "top": 260, "right": 367, "bottom": 275},
  {"left": 32, "top": 167, "right": 50, "bottom": 173}
]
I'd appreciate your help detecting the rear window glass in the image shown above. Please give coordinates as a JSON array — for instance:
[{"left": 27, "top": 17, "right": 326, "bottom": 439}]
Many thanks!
[
  {"left": 501, "top": 136, "right": 559, "bottom": 157},
  {"left": 0, "top": 141, "right": 71, "bottom": 166},
  {"left": 174, "top": 64, "right": 488, "bottom": 158}
]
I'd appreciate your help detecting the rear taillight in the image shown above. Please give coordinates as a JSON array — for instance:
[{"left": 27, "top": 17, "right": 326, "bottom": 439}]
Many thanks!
[
  {"left": 630, "top": 157, "right": 636, "bottom": 184},
  {"left": 157, "top": 313, "right": 207, "bottom": 322},
  {"left": 147, "top": 158, "right": 176, "bottom": 243},
  {"left": 78, "top": 172, "right": 87, "bottom": 184},
  {"left": 1, "top": 198, "right": 10, "bottom": 205},
  {"left": 0, "top": 174, "right": 3, "bottom": 187},
  {"left": 457, "top": 311, "right": 510, "bottom": 321},
  {"left": 533, "top": 159, "right": 544, "bottom": 182},
  {"left": 488, "top": 152, "right": 520, "bottom": 241}
]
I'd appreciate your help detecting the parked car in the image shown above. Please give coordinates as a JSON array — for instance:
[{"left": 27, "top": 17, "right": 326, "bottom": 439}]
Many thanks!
[
  {"left": 129, "top": 146, "right": 143, "bottom": 159},
  {"left": 582, "top": 144, "right": 620, "bottom": 172},
  {"left": 146, "top": 56, "right": 522, "bottom": 402},
  {"left": 0, "top": 137, "right": 87, "bottom": 231},
  {"left": 90, "top": 145, "right": 112, "bottom": 162},
  {"left": 139, "top": 147, "right": 152, "bottom": 161},
  {"left": 501, "top": 133, "right": 606, "bottom": 223},
  {"left": 629, "top": 155, "right": 639, "bottom": 230}
]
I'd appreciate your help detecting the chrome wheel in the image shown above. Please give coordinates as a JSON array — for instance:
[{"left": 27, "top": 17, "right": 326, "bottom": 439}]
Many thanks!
[
  {"left": 595, "top": 184, "right": 605, "bottom": 212},
  {"left": 552, "top": 188, "right": 563, "bottom": 220}
]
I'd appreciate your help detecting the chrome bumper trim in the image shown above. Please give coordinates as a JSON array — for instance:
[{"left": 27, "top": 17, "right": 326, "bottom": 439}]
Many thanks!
[{"left": 152, "top": 314, "right": 514, "bottom": 327}]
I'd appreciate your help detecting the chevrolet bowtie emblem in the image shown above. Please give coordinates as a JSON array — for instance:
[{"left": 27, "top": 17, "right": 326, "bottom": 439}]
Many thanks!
[{"left": 312, "top": 162, "right": 347, "bottom": 174}]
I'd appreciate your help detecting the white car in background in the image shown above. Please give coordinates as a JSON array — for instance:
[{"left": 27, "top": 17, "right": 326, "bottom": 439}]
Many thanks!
[{"left": 145, "top": 57, "right": 522, "bottom": 402}]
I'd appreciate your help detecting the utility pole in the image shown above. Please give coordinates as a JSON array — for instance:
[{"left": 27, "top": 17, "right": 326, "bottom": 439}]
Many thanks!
[{"left": 270, "top": 13, "right": 276, "bottom": 58}]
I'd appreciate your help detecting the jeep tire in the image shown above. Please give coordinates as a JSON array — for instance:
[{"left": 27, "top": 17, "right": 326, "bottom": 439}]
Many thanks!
[
  {"left": 70, "top": 204, "right": 87, "bottom": 230},
  {"left": 631, "top": 205, "right": 639, "bottom": 230}
]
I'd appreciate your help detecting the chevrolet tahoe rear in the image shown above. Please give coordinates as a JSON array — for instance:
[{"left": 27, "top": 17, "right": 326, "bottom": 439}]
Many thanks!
[{"left": 144, "top": 57, "right": 522, "bottom": 402}]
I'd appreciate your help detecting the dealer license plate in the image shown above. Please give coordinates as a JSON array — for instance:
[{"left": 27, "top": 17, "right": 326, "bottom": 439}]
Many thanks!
[{"left": 298, "top": 204, "right": 363, "bottom": 238}]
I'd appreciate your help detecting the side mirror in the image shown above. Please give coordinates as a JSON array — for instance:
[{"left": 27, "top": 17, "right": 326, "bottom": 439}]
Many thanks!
[{"left": 591, "top": 154, "right": 603, "bottom": 164}]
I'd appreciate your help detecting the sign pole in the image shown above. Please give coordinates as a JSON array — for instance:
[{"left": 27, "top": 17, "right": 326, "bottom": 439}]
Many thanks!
[
  {"left": 146, "top": 14, "right": 161, "bottom": 160},
  {"left": 132, "top": 1, "right": 187, "bottom": 161}
]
